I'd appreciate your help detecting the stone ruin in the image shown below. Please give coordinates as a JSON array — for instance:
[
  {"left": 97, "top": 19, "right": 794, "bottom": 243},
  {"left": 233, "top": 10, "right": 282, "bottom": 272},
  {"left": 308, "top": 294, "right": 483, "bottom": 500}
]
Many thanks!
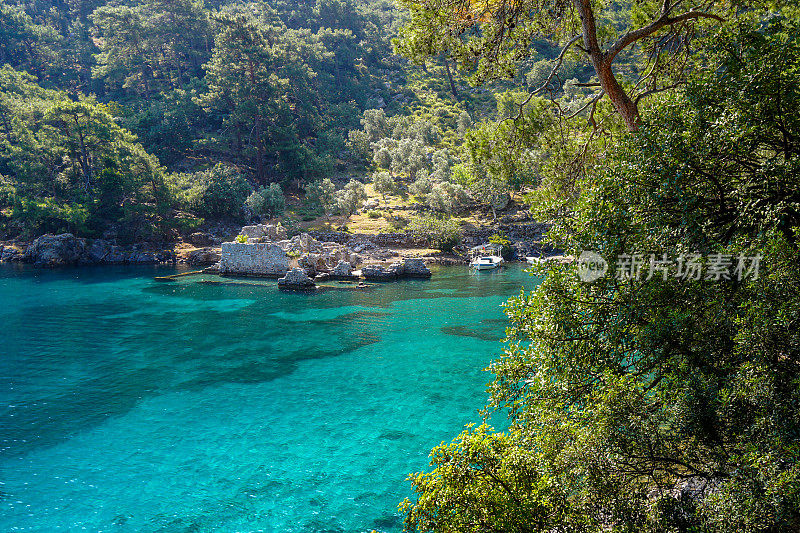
[{"left": 218, "top": 223, "right": 432, "bottom": 285}]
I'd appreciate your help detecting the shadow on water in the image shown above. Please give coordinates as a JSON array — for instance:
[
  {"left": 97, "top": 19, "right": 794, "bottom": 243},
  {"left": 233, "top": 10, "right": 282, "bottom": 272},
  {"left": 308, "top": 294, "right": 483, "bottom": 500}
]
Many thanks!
[{"left": 440, "top": 318, "right": 509, "bottom": 342}]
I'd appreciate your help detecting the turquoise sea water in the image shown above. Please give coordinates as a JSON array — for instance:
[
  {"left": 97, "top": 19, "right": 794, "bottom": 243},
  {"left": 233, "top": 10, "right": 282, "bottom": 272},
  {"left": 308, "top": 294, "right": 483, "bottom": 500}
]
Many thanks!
[{"left": 0, "top": 263, "right": 540, "bottom": 532}]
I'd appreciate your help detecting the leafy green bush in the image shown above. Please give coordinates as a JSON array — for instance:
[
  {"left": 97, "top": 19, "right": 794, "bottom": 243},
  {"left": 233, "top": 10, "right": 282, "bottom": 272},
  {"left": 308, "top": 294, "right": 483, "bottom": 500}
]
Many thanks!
[
  {"left": 372, "top": 171, "right": 396, "bottom": 204},
  {"left": 488, "top": 232, "right": 513, "bottom": 259},
  {"left": 11, "top": 197, "right": 90, "bottom": 237},
  {"left": 305, "top": 178, "right": 337, "bottom": 219},
  {"left": 194, "top": 164, "right": 250, "bottom": 220},
  {"left": 366, "top": 210, "right": 382, "bottom": 219},
  {"left": 235, "top": 234, "right": 247, "bottom": 243},
  {"left": 408, "top": 215, "right": 461, "bottom": 252},
  {"left": 336, "top": 179, "right": 367, "bottom": 217},
  {"left": 246, "top": 183, "right": 285, "bottom": 219}
]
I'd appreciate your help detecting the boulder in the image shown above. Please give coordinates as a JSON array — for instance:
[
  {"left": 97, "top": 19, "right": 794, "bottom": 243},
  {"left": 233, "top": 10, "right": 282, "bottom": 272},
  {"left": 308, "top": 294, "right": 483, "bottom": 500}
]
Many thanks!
[
  {"left": 403, "top": 258, "right": 432, "bottom": 278},
  {"left": 187, "top": 248, "right": 221, "bottom": 266},
  {"left": 278, "top": 267, "right": 316, "bottom": 290},
  {"left": 362, "top": 262, "right": 404, "bottom": 281},
  {"left": 105, "top": 245, "right": 130, "bottom": 264},
  {"left": 87, "top": 239, "right": 112, "bottom": 263},
  {"left": 189, "top": 232, "right": 216, "bottom": 246},
  {"left": 27, "top": 233, "right": 87, "bottom": 266},
  {"left": 330, "top": 260, "right": 358, "bottom": 280},
  {"left": 240, "top": 224, "right": 288, "bottom": 242},
  {"left": 299, "top": 253, "right": 327, "bottom": 276},
  {"left": 129, "top": 251, "right": 157, "bottom": 264}
]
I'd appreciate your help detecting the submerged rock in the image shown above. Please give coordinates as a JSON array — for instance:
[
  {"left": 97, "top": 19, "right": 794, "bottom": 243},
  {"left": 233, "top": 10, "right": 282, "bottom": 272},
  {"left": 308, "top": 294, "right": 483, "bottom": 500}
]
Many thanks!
[{"left": 278, "top": 267, "right": 316, "bottom": 290}]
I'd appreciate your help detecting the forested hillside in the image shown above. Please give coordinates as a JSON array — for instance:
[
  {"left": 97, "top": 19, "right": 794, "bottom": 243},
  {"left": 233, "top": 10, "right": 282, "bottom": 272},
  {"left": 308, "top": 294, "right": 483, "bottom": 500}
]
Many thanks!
[
  {"left": 2, "top": 0, "right": 799, "bottom": 531},
  {"left": 0, "top": 0, "right": 626, "bottom": 243}
]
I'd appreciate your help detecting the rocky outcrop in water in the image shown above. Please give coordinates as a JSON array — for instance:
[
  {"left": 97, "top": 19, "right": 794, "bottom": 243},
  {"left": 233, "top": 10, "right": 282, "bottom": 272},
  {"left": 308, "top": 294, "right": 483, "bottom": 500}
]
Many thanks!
[
  {"left": 1, "top": 234, "right": 177, "bottom": 267},
  {"left": 362, "top": 262, "right": 404, "bottom": 281},
  {"left": 27, "top": 233, "right": 88, "bottom": 266},
  {"left": 278, "top": 267, "right": 315, "bottom": 289},
  {"left": 187, "top": 248, "right": 221, "bottom": 266},
  {"left": 403, "top": 258, "right": 432, "bottom": 278}
]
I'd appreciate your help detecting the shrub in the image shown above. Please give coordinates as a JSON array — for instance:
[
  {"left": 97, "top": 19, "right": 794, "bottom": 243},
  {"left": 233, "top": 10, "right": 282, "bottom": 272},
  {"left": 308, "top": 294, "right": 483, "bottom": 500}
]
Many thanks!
[
  {"left": 366, "top": 210, "right": 382, "bottom": 219},
  {"left": 408, "top": 215, "right": 462, "bottom": 252},
  {"left": 336, "top": 179, "right": 367, "bottom": 217},
  {"left": 426, "top": 182, "right": 468, "bottom": 214},
  {"left": 235, "top": 234, "right": 247, "bottom": 243},
  {"left": 372, "top": 171, "right": 396, "bottom": 204},
  {"left": 194, "top": 164, "right": 250, "bottom": 219},
  {"left": 489, "top": 232, "right": 513, "bottom": 259},
  {"left": 305, "top": 178, "right": 337, "bottom": 219},
  {"left": 246, "top": 183, "right": 285, "bottom": 219}
]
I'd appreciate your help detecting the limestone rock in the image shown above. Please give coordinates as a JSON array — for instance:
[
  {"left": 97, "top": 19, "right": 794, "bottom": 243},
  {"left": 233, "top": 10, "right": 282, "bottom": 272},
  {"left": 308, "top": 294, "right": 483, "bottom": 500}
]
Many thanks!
[
  {"left": 187, "top": 248, "right": 221, "bottom": 266},
  {"left": 0, "top": 245, "right": 21, "bottom": 262},
  {"left": 27, "top": 233, "right": 87, "bottom": 266},
  {"left": 278, "top": 267, "right": 316, "bottom": 290},
  {"left": 189, "top": 232, "right": 216, "bottom": 246},
  {"left": 87, "top": 239, "right": 112, "bottom": 263},
  {"left": 403, "top": 258, "right": 432, "bottom": 278},
  {"left": 240, "top": 224, "right": 287, "bottom": 242},
  {"left": 299, "top": 253, "right": 328, "bottom": 276},
  {"left": 330, "top": 260, "right": 358, "bottom": 280},
  {"left": 362, "top": 262, "right": 404, "bottom": 281}
]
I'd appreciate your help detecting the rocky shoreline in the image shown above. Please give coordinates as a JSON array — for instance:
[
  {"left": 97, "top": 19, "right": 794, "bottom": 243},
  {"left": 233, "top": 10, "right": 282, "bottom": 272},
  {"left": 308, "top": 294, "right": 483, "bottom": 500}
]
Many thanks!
[{"left": 0, "top": 221, "right": 556, "bottom": 272}]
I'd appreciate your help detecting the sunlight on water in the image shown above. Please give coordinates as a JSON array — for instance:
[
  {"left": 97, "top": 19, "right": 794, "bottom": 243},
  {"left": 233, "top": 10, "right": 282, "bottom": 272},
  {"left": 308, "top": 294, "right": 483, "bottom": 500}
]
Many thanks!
[{"left": 0, "top": 263, "right": 541, "bottom": 532}]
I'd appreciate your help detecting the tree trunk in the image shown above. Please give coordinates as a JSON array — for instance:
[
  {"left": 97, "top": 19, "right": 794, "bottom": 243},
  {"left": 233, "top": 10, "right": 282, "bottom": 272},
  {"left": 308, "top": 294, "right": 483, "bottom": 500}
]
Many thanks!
[
  {"left": 73, "top": 114, "right": 93, "bottom": 190},
  {"left": 573, "top": 0, "right": 641, "bottom": 131},
  {"left": 444, "top": 58, "right": 460, "bottom": 101},
  {"left": 254, "top": 114, "right": 266, "bottom": 184}
]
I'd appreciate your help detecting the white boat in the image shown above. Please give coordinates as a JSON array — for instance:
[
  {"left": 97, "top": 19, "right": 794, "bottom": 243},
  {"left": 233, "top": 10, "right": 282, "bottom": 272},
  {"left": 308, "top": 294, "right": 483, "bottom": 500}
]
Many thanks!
[
  {"left": 469, "top": 244, "right": 504, "bottom": 271},
  {"left": 471, "top": 255, "right": 504, "bottom": 270}
]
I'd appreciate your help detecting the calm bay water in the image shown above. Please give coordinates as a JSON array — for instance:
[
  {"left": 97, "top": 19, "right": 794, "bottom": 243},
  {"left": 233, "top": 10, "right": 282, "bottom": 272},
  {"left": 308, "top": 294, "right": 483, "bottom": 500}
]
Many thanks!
[{"left": 0, "top": 263, "right": 540, "bottom": 532}]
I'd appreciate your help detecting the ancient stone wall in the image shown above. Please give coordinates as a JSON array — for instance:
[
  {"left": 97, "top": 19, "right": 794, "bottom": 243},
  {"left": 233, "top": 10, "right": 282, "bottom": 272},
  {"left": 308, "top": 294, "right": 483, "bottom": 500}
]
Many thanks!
[{"left": 219, "top": 242, "right": 289, "bottom": 277}]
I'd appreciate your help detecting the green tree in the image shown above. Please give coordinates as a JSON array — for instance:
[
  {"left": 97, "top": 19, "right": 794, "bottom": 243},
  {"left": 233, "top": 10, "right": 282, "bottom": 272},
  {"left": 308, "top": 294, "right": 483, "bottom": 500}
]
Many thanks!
[
  {"left": 246, "top": 182, "right": 285, "bottom": 219},
  {"left": 402, "top": 19, "right": 800, "bottom": 532},
  {"left": 305, "top": 177, "right": 337, "bottom": 219},
  {"left": 0, "top": 67, "right": 170, "bottom": 236},
  {"left": 407, "top": 214, "right": 461, "bottom": 252},
  {"left": 91, "top": 0, "right": 211, "bottom": 98},
  {"left": 194, "top": 163, "right": 250, "bottom": 219},
  {"left": 336, "top": 178, "right": 366, "bottom": 216},
  {"left": 198, "top": 4, "right": 319, "bottom": 182},
  {"left": 372, "top": 170, "right": 395, "bottom": 204},
  {"left": 397, "top": 0, "right": 734, "bottom": 131}
]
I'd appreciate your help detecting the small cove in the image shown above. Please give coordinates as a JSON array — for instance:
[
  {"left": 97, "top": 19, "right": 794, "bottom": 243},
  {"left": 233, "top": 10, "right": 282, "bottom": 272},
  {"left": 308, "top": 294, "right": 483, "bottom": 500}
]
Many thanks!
[{"left": 0, "top": 263, "right": 540, "bottom": 532}]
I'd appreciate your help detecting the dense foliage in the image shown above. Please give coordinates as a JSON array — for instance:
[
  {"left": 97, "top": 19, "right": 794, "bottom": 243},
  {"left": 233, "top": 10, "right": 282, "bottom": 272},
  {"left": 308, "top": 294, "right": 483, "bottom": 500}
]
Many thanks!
[{"left": 401, "top": 16, "right": 800, "bottom": 533}]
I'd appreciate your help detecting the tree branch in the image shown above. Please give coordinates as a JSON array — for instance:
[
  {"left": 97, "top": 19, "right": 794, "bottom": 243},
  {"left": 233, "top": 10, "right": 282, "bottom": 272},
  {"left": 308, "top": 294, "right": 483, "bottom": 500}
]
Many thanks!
[
  {"left": 606, "top": 10, "right": 724, "bottom": 64},
  {"left": 531, "top": 34, "right": 582, "bottom": 96}
]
